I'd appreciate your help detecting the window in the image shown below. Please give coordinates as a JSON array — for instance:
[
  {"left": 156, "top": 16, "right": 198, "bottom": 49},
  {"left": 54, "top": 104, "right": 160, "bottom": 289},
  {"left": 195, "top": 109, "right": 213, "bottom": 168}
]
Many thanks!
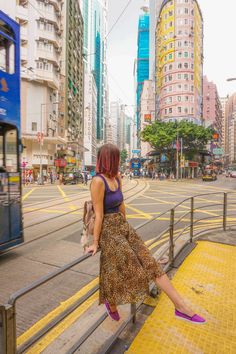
[
  {"left": 178, "top": 84, "right": 182, "bottom": 91},
  {"left": 178, "top": 63, "right": 182, "bottom": 69},
  {"left": 178, "top": 74, "right": 181, "bottom": 79},
  {"left": 164, "top": 66, "right": 167, "bottom": 72},
  {"left": 184, "top": 74, "right": 188, "bottom": 80},
  {"left": 169, "top": 53, "right": 173, "bottom": 60},
  {"left": 169, "top": 86, "right": 172, "bottom": 92},
  {"left": 184, "top": 52, "right": 188, "bottom": 58},
  {"left": 184, "top": 19, "right": 188, "bottom": 25},
  {"left": 191, "top": 107, "right": 194, "bottom": 113},
  {"left": 178, "top": 41, "right": 182, "bottom": 47},
  {"left": 169, "top": 64, "right": 173, "bottom": 70},
  {"left": 32, "top": 122, "right": 37, "bottom": 131},
  {"left": 184, "top": 84, "right": 188, "bottom": 90},
  {"left": 178, "top": 96, "right": 181, "bottom": 102},
  {"left": 191, "top": 53, "right": 194, "bottom": 59},
  {"left": 184, "top": 41, "right": 188, "bottom": 47},
  {"left": 191, "top": 74, "right": 194, "bottom": 80},
  {"left": 191, "top": 85, "right": 194, "bottom": 92},
  {"left": 184, "top": 107, "right": 188, "bottom": 114},
  {"left": 0, "top": 34, "right": 15, "bottom": 74},
  {"left": 169, "top": 108, "right": 172, "bottom": 114},
  {"left": 178, "top": 52, "right": 182, "bottom": 58},
  {"left": 165, "top": 109, "right": 168, "bottom": 114},
  {"left": 184, "top": 8, "right": 189, "bottom": 14},
  {"left": 178, "top": 107, "right": 182, "bottom": 113},
  {"left": 168, "top": 75, "right": 172, "bottom": 81},
  {"left": 185, "top": 96, "right": 189, "bottom": 101}
]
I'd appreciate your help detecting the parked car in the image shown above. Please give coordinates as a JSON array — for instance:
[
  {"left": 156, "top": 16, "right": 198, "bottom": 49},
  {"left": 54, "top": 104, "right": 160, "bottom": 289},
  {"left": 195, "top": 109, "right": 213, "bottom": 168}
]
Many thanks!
[
  {"left": 63, "top": 173, "right": 84, "bottom": 185},
  {"left": 230, "top": 171, "right": 236, "bottom": 178},
  {"left": 202, "top": 170, "right": 217, "bottom": 182}
]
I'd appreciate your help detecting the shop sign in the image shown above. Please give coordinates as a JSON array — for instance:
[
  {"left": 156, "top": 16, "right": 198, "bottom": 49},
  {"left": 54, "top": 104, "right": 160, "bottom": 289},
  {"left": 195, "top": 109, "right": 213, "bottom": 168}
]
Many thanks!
[
  {"left": 213, "top": 148, "right": 224, "bottom": 155},
  {"left": 55, "top": 159, "right": 67, "bottom": 167},
  {"left": 67, "top": 157, "right": 76, "bottom": 164},
  {"left": 144, "top": 114, "right": 151, "bottom": 123},
  {"left": 189, "top": 162, "right": 198, "bottom": 168}
]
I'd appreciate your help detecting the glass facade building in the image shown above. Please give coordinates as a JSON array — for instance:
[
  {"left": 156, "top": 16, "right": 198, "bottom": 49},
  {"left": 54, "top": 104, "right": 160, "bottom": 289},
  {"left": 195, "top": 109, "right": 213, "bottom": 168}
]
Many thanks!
[{"left": 136, "top": 13, "right": 150, "bottom": 133}]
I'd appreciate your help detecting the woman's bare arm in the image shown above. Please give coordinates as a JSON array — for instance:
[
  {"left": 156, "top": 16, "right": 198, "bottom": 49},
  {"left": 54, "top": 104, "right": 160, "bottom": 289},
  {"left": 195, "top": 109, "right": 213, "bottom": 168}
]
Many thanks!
[
  {"left": 90, "top": 177, "right": 105, "bottom": 247},
  {"left": 85, "top": 177, "right": 105, "bottom": 256},
  {"left": 118, "top": 176, "right": 126, "bottom": 220}
]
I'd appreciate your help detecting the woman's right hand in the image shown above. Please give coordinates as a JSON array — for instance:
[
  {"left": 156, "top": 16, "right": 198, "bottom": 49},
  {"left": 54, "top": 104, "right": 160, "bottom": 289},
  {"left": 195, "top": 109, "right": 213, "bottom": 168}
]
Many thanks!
[{"left": 85, "top": 243, "right": 99, "bottom": 256}]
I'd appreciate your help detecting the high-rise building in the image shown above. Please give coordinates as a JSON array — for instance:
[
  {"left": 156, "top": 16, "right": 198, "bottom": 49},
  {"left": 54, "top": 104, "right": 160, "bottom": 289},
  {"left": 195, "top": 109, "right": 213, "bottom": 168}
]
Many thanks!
[
  {"left": 203, "top": 76, "right": 222, "bottom": 141},
  {"left": 156, "top": 0, "right": 203, "bottom": 124},
  {"left": 79, "top": 0, "right": 108, "bottom": 145},
  {"left": 225, "top": 94, "right": 236, "bottom": 164},
  {"left": 140, "top": 80, "right": 155, "bottom": 157},
  {"left": 1, "top": 0, "right": 65, "bottom": 179},
  {"left": 149, "top": 0, "right": 162, "bottom": 80},
  {"left": 83, "top": 72, "right": 97, "bottom": 168},
  {"left": 136, "top": 8, "right": 150, "bottom": 134},
  {"left": 110, "top": 101, "right": 120, "bottom": 147},
  {"left": 220, "top": 96, "right": 229, "bottom": 161}
]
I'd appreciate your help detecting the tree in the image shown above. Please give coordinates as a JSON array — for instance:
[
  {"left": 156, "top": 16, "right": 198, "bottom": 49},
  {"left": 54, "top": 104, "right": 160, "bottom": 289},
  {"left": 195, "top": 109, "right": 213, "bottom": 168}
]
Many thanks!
[
  {"left": 141, "top": 120, "right": 213, "bottom": 158},
  {"left": 120, "top": 149, "right": 128, "bottom": 165}
]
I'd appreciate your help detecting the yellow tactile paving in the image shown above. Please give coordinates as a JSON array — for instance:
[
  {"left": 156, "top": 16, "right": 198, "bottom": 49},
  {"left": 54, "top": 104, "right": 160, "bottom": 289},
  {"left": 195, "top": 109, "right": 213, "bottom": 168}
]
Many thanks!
[{"left": 127, "top": 241, "right": 236, "bottom": 354}]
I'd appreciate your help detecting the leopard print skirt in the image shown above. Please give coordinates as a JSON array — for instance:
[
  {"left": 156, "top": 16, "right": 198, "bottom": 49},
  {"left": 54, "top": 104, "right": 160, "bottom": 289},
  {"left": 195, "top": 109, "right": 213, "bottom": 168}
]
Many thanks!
[{"left": 99, "top": 212, "right": 165, "bottom": 305}]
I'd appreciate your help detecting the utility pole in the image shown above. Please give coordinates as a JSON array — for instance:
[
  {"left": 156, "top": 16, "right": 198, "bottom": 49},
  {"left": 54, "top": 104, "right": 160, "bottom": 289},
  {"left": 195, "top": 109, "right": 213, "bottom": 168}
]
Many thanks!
[
  {"left": 180, "top": 137, "right": 183, "bottom": 179},
  {"left": 39, "top": 103, "right": 43, "bottom": 185}
]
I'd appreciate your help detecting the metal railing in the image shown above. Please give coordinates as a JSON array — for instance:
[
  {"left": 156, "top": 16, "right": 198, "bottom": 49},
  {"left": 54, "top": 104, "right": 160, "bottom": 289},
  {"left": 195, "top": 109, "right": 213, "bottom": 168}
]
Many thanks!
[{"left": 1, "top": 191, "right": 236, "bottom": 353}]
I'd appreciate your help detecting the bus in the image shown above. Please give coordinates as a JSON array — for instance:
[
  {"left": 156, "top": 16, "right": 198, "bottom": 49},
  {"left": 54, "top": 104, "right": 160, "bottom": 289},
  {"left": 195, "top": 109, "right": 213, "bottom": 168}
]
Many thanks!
[
  {"left": 130, "top": 157, "right": 141, "bottom": 178},
  {"left": 0, "top": 10, "right": 23, "bottom": 251}
]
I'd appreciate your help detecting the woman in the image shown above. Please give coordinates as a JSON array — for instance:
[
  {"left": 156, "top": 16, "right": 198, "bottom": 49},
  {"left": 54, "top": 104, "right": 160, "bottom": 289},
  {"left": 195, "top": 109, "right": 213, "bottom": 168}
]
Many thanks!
[{"left": 86, "top": 144, "right": 206, "bottom": 324}]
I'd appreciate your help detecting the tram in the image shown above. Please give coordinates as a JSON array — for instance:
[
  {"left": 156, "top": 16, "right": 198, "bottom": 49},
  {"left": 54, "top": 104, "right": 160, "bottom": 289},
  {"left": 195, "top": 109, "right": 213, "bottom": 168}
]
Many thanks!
[
  {"left": 130, "top": 157, "right": 141, "bottom": 178},
  {"left": 0, "top": 10, "right": 23, "bottom": 251}
]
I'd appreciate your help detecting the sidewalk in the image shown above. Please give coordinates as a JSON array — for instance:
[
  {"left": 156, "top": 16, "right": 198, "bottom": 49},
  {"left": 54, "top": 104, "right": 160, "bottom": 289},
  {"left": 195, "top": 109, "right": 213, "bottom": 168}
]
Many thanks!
[{"left": 126, "top": 239, "right": 236, "bottom": 354}]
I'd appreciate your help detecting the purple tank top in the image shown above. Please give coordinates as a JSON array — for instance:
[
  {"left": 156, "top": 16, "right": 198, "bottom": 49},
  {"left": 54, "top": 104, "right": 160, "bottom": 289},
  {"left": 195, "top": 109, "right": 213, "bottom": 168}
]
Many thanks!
[{"left": 96, "top": 174, "right": 123, "bottom": 214}]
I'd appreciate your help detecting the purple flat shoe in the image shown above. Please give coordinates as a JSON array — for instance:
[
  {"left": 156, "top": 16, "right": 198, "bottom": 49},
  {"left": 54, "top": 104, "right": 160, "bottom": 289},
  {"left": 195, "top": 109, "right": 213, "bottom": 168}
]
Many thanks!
[
  {"left": 104, "top": 301, "right": 120, "bottom": 321},
  {"left": 175, "top": 309, "right": 206, "bottom": 324}
]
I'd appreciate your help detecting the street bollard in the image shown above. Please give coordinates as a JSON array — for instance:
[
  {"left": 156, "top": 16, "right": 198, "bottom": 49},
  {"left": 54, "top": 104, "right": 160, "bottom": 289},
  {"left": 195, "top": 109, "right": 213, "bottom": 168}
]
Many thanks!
[
  {"left": 169, "top": 209, "right": 175, "bottom": 266},
  {"left": 223, "top": 193, "right": 227, "bottom": 231},
  {"left": 190, "top": 197, "right": 194, "bottom": 243}
]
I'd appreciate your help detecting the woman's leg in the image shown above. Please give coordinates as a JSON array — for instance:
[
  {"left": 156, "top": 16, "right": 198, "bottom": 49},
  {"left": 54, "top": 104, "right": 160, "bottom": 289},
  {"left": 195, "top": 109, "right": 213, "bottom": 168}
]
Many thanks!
[{"left": 155, "top": 274, "right": 194, "bottom": 316}]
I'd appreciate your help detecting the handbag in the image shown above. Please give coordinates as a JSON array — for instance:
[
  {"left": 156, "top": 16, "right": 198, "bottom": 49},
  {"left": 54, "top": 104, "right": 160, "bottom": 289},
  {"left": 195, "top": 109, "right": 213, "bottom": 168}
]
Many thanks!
[{"left": 81, "top": 200, "right": 95, "bottom": 250}]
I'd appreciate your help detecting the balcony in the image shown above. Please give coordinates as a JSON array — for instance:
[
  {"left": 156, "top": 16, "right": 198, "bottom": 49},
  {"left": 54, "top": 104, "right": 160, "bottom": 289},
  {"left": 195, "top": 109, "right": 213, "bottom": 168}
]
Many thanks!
[
  {"left": 37, "top": 29, "right": 61, "bottom": 47},
  {"left": 37, "top": 48, "right": 60, "bottom": 64},
  {"left": 35, "top": 69, "right": 60, "bottom": 89},
  {"left": 39, "top": 9, "right": 59, "bottom": 24},
  {"left": 16, "top": 5, "right": 28, "bottom": 24}
]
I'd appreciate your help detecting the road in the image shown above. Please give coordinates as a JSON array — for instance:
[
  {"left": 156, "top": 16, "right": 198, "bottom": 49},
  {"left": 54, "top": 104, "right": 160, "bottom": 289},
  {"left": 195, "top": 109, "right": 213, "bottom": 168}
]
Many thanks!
[{"left": 0, "top": 176, "right": 236, "bottom": 352}]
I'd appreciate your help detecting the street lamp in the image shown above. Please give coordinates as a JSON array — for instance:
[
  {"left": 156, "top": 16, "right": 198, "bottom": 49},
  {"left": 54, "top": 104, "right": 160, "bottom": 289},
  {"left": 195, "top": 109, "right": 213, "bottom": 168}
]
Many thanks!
[
  {"left": 39, "top": 101, "right": 59, "bottom": 185},
  {"left": 227, "top": 78, "right": 236, "bottom": 82}
]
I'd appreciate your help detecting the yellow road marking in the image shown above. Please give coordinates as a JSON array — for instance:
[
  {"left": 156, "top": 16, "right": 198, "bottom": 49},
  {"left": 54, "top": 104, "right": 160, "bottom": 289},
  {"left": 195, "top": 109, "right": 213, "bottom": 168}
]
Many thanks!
[
  {"left": 57, "top": 185, "right": 69, "bottom": 201},
  {"left": 125, "top": 204, "right": 153, "bottom": 220},
  {"left": 25, "top": 293, "right": 99, "bottom": 354},
  {"left": 22, "top": 188, "right": 36, "bottom": 201},
  {"left": 17, "top": 278, "right": 99, "bottom": 347}
]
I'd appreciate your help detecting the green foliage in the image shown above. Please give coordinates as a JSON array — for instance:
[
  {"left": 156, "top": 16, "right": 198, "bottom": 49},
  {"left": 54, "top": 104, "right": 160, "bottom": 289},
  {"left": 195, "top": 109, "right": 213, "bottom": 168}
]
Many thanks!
[
  {"left": 120, "top": 149, "right": 128, "bottom": 164},
  {"left": 141, "top": 121, "right": 213, "bottom": 157}
]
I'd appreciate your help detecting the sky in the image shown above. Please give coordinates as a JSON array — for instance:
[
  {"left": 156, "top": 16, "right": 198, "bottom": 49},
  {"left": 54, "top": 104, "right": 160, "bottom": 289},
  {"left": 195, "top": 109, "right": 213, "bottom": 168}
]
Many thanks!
[{"left": 107, "top": 0, "right": 236, "bottom": 113}]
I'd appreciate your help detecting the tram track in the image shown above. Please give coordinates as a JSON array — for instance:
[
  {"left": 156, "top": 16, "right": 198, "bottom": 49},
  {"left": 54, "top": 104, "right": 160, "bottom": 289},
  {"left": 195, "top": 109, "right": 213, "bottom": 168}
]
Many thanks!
[
  {"left": 23, "top": 180, "right": 129, "bottom": 215},
  {"left": 1, "top": 180, "right": 147, "bottom": 255}
]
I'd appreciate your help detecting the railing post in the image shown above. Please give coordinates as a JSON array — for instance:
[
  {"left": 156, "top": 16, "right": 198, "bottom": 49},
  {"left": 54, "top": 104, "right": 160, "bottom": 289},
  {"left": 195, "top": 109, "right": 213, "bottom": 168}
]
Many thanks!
[
  {"left": 131, "top": 304, "right": 136, "bottom": 324},
  {"left": 0, "top": 304, "right": 16, "bottom": 354},
  {"left": 190, "top": 197, "right": 194, "bottom": 243},
  {"left": 223, "top": 193, "right": 227, "bottom": 231},
  {"left": 169, "top": 208, "right": 175, "bottom": 265}
]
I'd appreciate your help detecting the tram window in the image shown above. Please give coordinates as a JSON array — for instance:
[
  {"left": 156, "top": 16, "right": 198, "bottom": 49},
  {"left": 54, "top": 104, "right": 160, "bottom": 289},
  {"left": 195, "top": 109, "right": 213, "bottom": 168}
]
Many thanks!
[
  {"left": 0, "top": 34, "right": 15, "bottom": 74},
  {"left": 5, "top": 129, "right": 17, "bottom": 172}
]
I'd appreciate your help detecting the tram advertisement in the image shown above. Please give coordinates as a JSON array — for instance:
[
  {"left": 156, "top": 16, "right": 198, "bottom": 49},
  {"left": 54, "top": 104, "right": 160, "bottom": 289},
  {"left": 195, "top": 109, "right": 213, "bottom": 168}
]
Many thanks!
[{"left": 0, "top": 10, "right": 21, "bottom": 131}]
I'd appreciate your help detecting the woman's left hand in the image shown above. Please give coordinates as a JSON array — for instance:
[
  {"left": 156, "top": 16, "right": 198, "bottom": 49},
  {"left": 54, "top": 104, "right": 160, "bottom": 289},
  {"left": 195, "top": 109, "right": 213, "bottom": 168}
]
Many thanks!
[{"left": 85, "top": 243, "right": 99, "bottom": 256}]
